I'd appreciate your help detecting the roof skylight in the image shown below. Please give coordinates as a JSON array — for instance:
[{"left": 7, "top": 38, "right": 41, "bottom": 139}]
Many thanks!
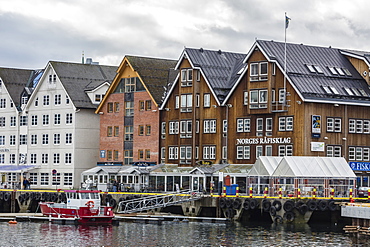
[
  {"left": 313, "top": 65, "right": 323, "bottom": 73},
  {"left": 329, "top": 86, "right": 339, "bottom": 94},
  {"left": 335, "top": 67, "right": 345, "bottom": 76},
  {"left": 344, "top": 87, "right": 354, "bottom": 95},
  {"left": 329, "top": 67, "right": 338, "bottom": 75},
  {"left": 306, "top": 64, "right": 316, "bottom": 73}
]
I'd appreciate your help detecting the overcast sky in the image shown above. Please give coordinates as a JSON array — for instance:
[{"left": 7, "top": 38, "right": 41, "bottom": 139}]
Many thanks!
[{"left": 1, "top": 0, "right": 370, "bottom": 69}]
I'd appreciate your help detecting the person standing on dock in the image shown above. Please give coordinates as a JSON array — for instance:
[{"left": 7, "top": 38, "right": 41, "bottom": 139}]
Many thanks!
[{"left": 23, "top": 178, "right": 29, "bottom": 190}]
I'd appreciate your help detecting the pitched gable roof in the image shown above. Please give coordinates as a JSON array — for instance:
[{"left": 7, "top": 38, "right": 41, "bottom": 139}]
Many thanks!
[
  {"left": 182, "top": 48, "right": 246, "bottom": 104},
  {"left": 50, "top": 61, "right": 117, "bottom": 109},
  {"left": 254, "top": 40, "right": 370, "bottom": 105},
  {"left": 125, "top": 56, "right": 177, "bottom": 105},
  {"left": 0, "top": 67, "right": 41, "bottom": 107}
]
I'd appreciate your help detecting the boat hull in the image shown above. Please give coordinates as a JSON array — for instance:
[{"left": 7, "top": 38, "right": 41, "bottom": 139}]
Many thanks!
[{"left": 39, "top": 202, "right": 114, "bottom": 225}]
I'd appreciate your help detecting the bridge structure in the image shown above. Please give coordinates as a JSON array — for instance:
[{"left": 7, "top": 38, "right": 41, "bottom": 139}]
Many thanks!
[{"left": 116, "top": 190, "right": 204, "bottom": 214}]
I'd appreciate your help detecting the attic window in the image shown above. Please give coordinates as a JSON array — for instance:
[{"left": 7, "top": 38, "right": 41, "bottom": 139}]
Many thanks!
[
  {"left": 329, "top": 67, "right": 338, "bottom": 75},
  {"left": 359, "top": 89, "right": 368, "bottom": 97},
  {"left": 351, "top": 88, "right": 361, "bottom": 96},
  {"left": 322, "top": 86, "right": 332, "bottom": 94},
  {"left": 329, "top": 86, "right": 339, "bottom": 95},
  {"left": 306, "top": 64, "right": 316, "bottom": 73},
  {"left": 335, "top": 67, "right": 345, "bottom": 76},
  {"left": 343, "top": 68, "right": 352, "bottom": 76},
  {"left": 313, "top": 65, "right": 323, "bottom": 73},
  {"left": 344, "top": 87, "right": 354, "bottom": 95}
]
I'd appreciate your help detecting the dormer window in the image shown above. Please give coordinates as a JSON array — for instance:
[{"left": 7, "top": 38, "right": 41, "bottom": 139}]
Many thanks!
[
  {"left": 181, "top": 69, "right": 193, "bottom": 86},
  {"left": 250, "top": 62, "right": 268, "bottom": 81}
]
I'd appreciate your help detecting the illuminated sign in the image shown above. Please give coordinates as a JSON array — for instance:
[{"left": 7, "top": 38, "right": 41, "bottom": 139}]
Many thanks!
[{"left": 312, "top": 115, "right": 321, "bottom": 134}]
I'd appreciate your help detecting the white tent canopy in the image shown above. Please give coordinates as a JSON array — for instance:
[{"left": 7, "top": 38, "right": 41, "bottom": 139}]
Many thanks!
[
  {"left": 271, "top": 156, "right": 356, "bottom": 178},
  {"left": 247, "top": 156, "right": 283, "bottom": 176}
]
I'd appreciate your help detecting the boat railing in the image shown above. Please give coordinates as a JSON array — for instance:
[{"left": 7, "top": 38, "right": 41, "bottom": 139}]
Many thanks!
[{"left": 116, "top": 190, "right": 204, "bottom": 214}]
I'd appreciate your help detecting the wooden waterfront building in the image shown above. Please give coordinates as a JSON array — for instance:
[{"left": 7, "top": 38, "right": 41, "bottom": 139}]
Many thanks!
[{"left": 160, "top": 41, "right": 370, "bottom": 188}]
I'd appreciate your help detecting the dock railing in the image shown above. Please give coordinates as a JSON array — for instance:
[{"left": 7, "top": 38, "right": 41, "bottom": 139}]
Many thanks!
[{"left": 117, "top": 190, "right": 203, "bottom": 214}]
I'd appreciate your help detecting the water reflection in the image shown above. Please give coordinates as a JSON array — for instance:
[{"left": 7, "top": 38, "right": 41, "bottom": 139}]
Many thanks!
[{"left": 0, "top": 221, "right": 355, "bottom": 246}]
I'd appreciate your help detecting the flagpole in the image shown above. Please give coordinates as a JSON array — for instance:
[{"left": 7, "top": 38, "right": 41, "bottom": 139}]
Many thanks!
[{"left": 284, "top": 12, "right": 287, "bottom": 110}]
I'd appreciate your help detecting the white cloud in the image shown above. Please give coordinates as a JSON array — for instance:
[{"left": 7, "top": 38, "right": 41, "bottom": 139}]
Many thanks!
[{"left": 0, "top": 0, "right": 370, "bottom": 68}]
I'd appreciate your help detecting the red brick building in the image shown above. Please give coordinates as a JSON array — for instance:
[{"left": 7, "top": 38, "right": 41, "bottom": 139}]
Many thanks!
[{"left": 96, "top": 56, "right": 176, "bottom": 166}]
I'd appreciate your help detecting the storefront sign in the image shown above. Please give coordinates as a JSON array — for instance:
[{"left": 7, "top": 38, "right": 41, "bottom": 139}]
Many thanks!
[
  {"left": 349, "top": 162, "right": 370, "bottom": 171},
  {"left": 0, "top": 148, "right": 10, "bottom": 152},
  {"left": 196, "top": 160, "right": 213, "bottom": 166},
  {"left": 100, "top": 150, "right": 106, "bottom": 158},
  {"left": 236, "top": 137, "right": 291, "bottom": 145},
  {"left": 312, "top": 115, "right": 321, "bottom": 134},
  {"left": 97, "top": 162, "right": 123, "bottom": 166},
  {"left": 311, "top": 142, "right": 325, "bottom": 152}
]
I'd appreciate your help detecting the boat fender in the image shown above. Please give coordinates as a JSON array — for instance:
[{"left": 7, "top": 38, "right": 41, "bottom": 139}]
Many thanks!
[
  {"left": 243, "top": 199, "right": 250, "bottom": 211},
  {"left": 25, "top": 192, "right": 30, "bottom": 201},
  {"left": 274, "top": 215, "right": 283, "bottom": 224},
  {"left": 262, "top": 199, "right": 271, "bottom": 212},
  {"left": 250, "top": 199, "right": 258, "bottom": 210},
  {"left": 35, "top": 192, "right": 41, "bottom": 201},
  {"left": 219, "top": 198, "right": 226, "bottom": 208},
  {"left": 109, "top": 198, "right": 117, "bottom": 208},
  {"left": 284, "top": 211, "right": 295, "bottom": 222},
  {"left": 41, "top": 193, "right": 47, "bottom": 201},
  {"left": 283, "top": 200, "right": 295, "bottom": 212},
  {"left": 295, "top": 200, "right": 304, "bottom": 209},
  {"left": 318, "top": 200, "right": 328, "bottom": 211},
  {"left": 233, "top": 198, "right": 242, "bottom": 210},
  {"left": 270, "top": 205, "right": 277, "bottom": 216},
  {"left": 328, "top": 200, "right": 337, "bottom": 211},
  {"left": 4, "top": 192, "right": 10, "bottom": 202},
  {"left": 298, "top": 204, "right": 308, "bottom": 215},
  {"left": 85, "top": 201, "right": 95, "bottom": 208},
  {"left": 18, "top": 194, "right": 24, "bottom": 203},
  {"left": 272, "top": 200, "right": 282, "bottom": 211},
  {"left": 8, "top": 220, "right": 17, "bottom": 224},
  {"left": 225, "top": 208, "right": 235, "bottom": 218},
  {"left": 307, "top": 200, "right": 317, "bottom": 211},
  {"left": 226, "top": 199, "right": 233, "bottom": 208},
  {"left": 0, "top": 192, "right": 3, "bottom": 200}
]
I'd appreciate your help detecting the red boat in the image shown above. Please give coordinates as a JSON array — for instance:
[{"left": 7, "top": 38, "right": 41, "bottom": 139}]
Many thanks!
[{"left": 39, "top": 190, "right": 114, "bottom": 225}]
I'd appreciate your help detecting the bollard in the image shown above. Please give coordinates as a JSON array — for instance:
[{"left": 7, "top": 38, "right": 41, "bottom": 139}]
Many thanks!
[
  {"left": 249, "top": 187, "right": 253, "bottom": 198},
  {"left": 210, "top": 186, "right": 213, "bottom": 196},
  {"left": 297, "top": 188, "right": 301, "bottom": 199},
  {"left": 236, "top": 187, "right": 239, "bottom": 197},
  {"left": 313, "top": 188, "right": 316, "bottom": 200},
  {"left": 330, "top": 188, "right": 334, "bottom": 200},
  {"left": 368, "top": 189, "right": 370, "bottom": 201},
  {"left": 279, "top": 188, "right": 282, "bottom": 199},
  {"left": 349, "top": 188, "right": 354, "bottom": 203},
  {"left": 223, "top": 186, "right": 226, "bottom": 197},
  {"left": 264, "top": 187, "right": 268, "bottom": 198}
]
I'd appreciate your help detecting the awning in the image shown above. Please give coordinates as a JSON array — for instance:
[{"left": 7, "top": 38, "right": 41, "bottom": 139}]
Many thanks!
[{"left": 0, "top": 165, "right": 38, "bottom": 173}]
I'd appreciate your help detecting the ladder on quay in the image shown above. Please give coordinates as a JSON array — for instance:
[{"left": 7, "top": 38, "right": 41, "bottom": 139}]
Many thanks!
[{"left": 117, "top": 191, "right": 204, "bottom": 214}]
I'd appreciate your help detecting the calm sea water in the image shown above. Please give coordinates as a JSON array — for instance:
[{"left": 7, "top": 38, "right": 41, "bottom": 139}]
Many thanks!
[{"left": 0, "top": 220, "right": 359, "bottom": 246}]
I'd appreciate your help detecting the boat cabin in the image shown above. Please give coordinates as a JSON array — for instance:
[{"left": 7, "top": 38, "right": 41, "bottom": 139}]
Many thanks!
[{"left": 64, "top": 190, "right": 101, "bottom": 209}]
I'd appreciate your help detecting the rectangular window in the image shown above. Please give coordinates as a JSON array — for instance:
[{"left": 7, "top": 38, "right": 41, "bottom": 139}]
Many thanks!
[
  {"left": 279, "top": 116, "right": 293, "bottom": 131},
  {"left": 20, "top": 135, "right": 27, "bottom": 145},
  {"left": 20, "top": 116, "right": 27, "bottom": 126},
  {"left": 43, "top": 115, "right": 49, "bottom": 125},
  {"left": 30, "top": 154, "right": 37, "bottom": 164},
  {"left": 0, "top": 98, "right": 6, "bottom": 108},
  {"left": 0, "top": 117, "right": 5, "bottom": 127},
  {"left": 180, "top": 94, "right": 192, "bottom": 112},
  {"left": 43, "top": 95, "right": 49, "bottom": 106},
  {"left": 146, "top": 125, "right": 151, "bottom": 136},
  {"left": 42, "top": 134, "right": 49, "bottom": 145},
  {"left": 31, "top": 135, "right": 37, "bottom": 145},
  {"left": 53, "top": 134, "right": 60, "bottom": 145},
  {"left": 278, "top": 89, "right": 286, "bottom": 104},
  {"left": 42, "top": 154, "right": 49, "bottom": 164},
  {"left": 54, "top": 114, "right": 61, "bottom": 125},
  {"left": 52, "top": 174, "right": 60, "bottom": 186},
  {"left": 114, "top": 126, "right": 119, "bottom": 137},
  {"left": 66, "top": 113, "right": 73, "bottom": 124},
  {"left": 65, "top": 153, "right": 72, "bottom": 164},
  {"left": 31, "top": 115, "right": 38, "bottom": 126},
  {"left": 54, "top": 153, "right": 60, "bottom": 164},
  {"left": 114, "top": 102, "right": 120, "bottom": 112},
  {"left": 266, "top": 118, "right": 273, "bottom": 132},
  {"left": 256, "top": 146, "right": 263, "bottom": 158},
  {"left": 0, "top": 154, "right": 4, "bottom": 164},
  {"left": 124, "top": 77, "right": 136, "bottom": 92},
  {"left": 63, "top": 173, "right": 73, "bottom": 186},
  {"left": 0, "top": 136, "right": 4, "bottom": 146},
  {"left": 125, "top": 101, "right": 134, "bottom": 116},
  {"left": 326, "top": 145, "right": 341, "bottom": 157},
  {"left": 243, "top": 91, "right": 248, "bottom": 105},
  {"left": 204, "top": 120, "right": 216, "bottom": 133},
  {"left": 10, "top": 135, "right": 15, "bottom": 146},
  {"left": 40, "top": 173, "right": 49, "bottom": 186},
  {"left": 107, "top": 150, "right": 112, "bottom": 161},
  {"left": 107, "top": 126, "right": 113, "bottom": 137},
  {"left": 139, "top": 125, "right": 144, "bottom": 136},
  {"left": 107, "top": 102, "right": 113, "bottom": 113},
  {"left": 54, "top": 94, "right": 61, "bottom": 105},
  {"left": 145, "top": 149, "right": 151, "bottom": 160},
  {"left": 161, "top": 122, "right": 166, "bottom": 135},
  {"left": 66, "top": 133, "right": 72, "bottom": 144},
  {"left": 256, "top": 118, "right": 263, "bottom": 132},
  {"left": 10, "top": 116, "right": 16, "bottom": 127},
  {"left": 125, "top": 126, "right": 133, "bottom": 141},
  {"left": 204, "top": 94, "right": 210, "bottom": 107},
  {"left": 145, "top": 100, "right": 151, "bottom": 111},
  {"left": 139, "top": 101, "right": 145, "bottom": 111},
  {"left": 124, "top": 150, "right": 133, "bottom": 165}
]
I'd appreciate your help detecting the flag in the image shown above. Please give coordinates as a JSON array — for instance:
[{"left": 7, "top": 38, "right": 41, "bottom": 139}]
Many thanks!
[{"left": 285, "top": 15, "right": 291, "bottom": 29}]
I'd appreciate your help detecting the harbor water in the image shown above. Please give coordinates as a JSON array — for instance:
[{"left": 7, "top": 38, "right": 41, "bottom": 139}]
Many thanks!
[{"left": 0, "top": 220, "right": 359, "bottom": 246}]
